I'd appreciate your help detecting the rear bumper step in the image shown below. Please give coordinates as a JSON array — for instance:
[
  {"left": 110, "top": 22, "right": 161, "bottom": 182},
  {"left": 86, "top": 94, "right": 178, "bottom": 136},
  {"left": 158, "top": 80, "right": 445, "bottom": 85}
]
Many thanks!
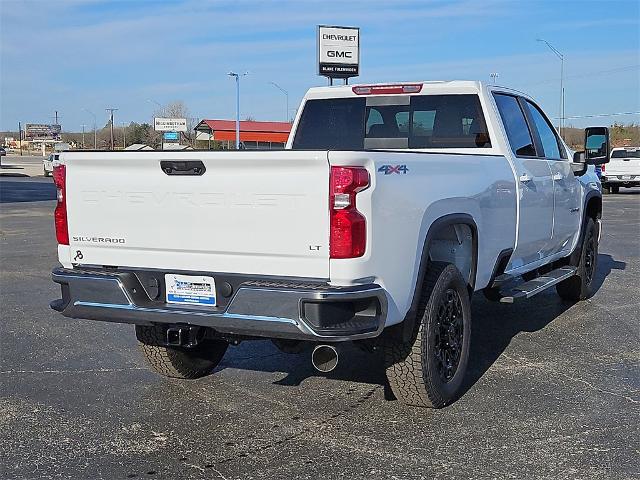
[{"left": 50, "top": 267, "right": 387, "bottom": 341}]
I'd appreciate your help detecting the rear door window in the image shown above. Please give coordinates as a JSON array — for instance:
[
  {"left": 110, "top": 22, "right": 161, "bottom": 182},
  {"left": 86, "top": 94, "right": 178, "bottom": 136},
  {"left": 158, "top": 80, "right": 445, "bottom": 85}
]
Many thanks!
[{"left": 493, "top": 93, "right": 537, "bottom": 157}]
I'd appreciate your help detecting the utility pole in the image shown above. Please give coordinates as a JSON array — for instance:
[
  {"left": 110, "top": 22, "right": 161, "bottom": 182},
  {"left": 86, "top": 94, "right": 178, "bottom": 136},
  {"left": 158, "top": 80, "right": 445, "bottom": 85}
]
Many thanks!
[
  {"left": 18, "top": 122, "right": 23, "bottom": 156},
  {"left": 537, "top": 38, "right": 564, "bottom": 137},
  {"left": 228, "top": 72, "right": 248, "bottom": 149},
  {"left": 83, "top": 108, "right": 97, "bottom": 149},
  {"left": 106, "top": 108, "right": 118, "bottom": 150},
  {"left": 490, "top": 72, "right": 499, "bottom": 85},
  {"left": 81, "top": 124, "right": 86, "bottom": 149},
  {"left": 122, "top": 122, "right": 127, "bottom": 148},
  {"left": 54, "top": 110, "right": 59, "bottom": 125},
  {"left": 269, "top": 82, "right": 289, "bottom": 122}
]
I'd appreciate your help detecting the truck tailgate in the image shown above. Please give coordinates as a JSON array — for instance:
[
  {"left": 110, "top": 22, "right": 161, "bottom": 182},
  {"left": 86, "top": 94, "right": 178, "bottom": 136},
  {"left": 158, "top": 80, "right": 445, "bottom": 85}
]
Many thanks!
[
  {"left": 606, "top": 158, "right": 640, "bottom": 176},
  {"left": 63, "top": 151, "right": 330, "bottom": 278}
]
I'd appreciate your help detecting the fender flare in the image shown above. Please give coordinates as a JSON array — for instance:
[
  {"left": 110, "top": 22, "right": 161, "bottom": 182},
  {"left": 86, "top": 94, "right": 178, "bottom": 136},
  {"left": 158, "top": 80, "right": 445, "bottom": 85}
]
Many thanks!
[{"left": 400, "top": 213, "right": 478, "bottom": 342}]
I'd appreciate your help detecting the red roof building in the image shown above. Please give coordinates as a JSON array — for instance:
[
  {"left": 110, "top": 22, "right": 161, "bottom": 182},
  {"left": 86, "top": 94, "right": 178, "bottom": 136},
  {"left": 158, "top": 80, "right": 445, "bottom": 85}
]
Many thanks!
[{"left": 194, "top": 119, "right": 291, "bottom": 149}]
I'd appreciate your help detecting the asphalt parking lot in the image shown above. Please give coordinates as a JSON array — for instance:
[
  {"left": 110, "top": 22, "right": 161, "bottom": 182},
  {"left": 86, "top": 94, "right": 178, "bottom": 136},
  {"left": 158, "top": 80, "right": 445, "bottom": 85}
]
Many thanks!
[
  {"left": 1, "top": 176, "right": 638, "bottom": 480},
  {"left": 0, "top": 156, "right": 47, "bottom": 178}
]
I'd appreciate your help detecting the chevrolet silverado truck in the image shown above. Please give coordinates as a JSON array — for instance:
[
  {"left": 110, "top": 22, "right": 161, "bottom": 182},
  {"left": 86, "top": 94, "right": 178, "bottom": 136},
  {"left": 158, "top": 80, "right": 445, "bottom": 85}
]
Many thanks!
[{"left": 50, "top": 81, "right": 610, "bottom": 408}]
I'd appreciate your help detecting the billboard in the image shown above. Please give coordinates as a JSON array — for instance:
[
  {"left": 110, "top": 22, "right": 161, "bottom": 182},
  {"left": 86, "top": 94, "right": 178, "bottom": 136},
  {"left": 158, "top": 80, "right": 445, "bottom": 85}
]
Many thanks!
[
  {"left": 25, "top": 123, "right": 62, "bottom": 140},
  {"left": 317, "top": 25, "right": 360, "bottom": 79},
  {"left": 154, "top": 118, "right": 187, "bottom": 132}
]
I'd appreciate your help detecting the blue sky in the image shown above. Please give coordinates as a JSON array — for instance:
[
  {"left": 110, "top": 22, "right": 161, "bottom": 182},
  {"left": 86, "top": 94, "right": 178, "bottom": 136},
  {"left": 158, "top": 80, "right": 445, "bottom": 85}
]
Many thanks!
[{"left": 1, "top": 0, "right": 638, "bottom": 131}]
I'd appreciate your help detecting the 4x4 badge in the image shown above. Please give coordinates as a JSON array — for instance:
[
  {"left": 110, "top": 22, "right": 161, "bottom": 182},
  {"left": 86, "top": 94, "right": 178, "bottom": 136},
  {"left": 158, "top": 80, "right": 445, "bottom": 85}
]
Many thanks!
[{"left": 378, "top": 165, "right": 409, "bottom": 175}]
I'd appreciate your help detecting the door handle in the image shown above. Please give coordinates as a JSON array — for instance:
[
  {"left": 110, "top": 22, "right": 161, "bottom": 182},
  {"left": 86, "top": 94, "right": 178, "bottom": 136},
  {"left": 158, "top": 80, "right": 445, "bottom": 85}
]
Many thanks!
[
  {"left": 552, "top": 172, "right": 563, "bottom": 181},
  {"left": 570, "top": 207, "right": 580, "bottom": 213},
  {"left": 519, "top": 173, "right": 533, "bottom": 183},
  {"left": 160, "top": 160, "right": 206, "bottom": 176}
]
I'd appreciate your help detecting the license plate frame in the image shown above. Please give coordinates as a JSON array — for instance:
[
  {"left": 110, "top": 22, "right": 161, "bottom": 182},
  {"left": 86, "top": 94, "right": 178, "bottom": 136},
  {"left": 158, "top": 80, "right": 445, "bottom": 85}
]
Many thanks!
[{"left": 165, "top": 274, "right": 216, "bottom": 307}]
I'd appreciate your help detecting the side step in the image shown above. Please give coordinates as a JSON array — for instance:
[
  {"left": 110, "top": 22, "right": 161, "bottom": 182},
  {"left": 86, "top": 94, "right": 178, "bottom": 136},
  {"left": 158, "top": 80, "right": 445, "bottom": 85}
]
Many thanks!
[{"left": 498, "top": 266, "right": 577, "bottom": 303}]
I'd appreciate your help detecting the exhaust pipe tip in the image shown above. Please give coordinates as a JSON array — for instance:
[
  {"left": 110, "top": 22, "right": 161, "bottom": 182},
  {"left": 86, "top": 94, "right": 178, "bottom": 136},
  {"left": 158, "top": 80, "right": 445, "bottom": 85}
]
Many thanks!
[{"left": 311, "top": 344, "right": 339, "bottom": 373}]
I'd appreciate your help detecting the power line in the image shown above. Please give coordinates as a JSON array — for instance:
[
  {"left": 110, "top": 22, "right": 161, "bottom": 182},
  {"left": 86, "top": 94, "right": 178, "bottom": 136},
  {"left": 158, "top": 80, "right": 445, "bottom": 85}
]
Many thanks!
[
  {"left": 520, "top": 64, "right": 639, "bottom": 88},
  {"left": 553, "top": 111, "right": 640, "bottom": 120}
]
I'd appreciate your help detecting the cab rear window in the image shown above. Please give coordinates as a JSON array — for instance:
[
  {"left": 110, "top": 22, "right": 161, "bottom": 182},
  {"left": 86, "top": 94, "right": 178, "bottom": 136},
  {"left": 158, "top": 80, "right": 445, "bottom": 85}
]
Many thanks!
[
  {"left": 292, "top": 95, "right": 491, "bottom": 150},
  {"left": 611, "top": 149, "right": 640, "bottom": 158}
]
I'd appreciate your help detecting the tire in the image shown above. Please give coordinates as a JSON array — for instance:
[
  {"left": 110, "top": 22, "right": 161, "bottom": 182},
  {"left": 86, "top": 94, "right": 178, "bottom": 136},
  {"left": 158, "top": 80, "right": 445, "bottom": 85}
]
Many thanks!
[
  {"left": 384, "top": 262, "right": 472, "bottom": 408},
  {"left": 136, "top": 325, "right": 228, "bottom": 379},
  {"left": 611, "top": 186, "right": 619, "bottom": 194},
  {"left": 556, "top": 217, "right": 598, "bottom": 301}
]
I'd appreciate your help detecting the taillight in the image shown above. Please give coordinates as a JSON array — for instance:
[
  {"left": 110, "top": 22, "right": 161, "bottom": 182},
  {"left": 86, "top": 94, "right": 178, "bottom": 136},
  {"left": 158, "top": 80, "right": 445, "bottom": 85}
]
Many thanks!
[
  {"left": 600, "top": 164, "right": 605, "bottom": 172},
  {"left": 329, "top": 166, "right": 369, "bottom": 258},
  {"left": 53, "top": 165, "right": 69, "bottom": 245}
]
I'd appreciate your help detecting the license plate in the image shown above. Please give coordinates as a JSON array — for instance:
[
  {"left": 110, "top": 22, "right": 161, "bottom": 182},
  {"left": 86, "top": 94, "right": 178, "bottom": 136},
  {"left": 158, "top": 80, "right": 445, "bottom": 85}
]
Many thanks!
[
  {"left": 165, "top": 274, "right": 216, "bottom": 306},
  {"left": 621, "top": 175, "right": 631, "bottom": 180}
]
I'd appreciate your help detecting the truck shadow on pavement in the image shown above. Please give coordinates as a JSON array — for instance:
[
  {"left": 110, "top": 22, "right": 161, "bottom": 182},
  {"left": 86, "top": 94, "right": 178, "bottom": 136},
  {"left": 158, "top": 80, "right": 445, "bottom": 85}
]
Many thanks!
[
  {"left": 0, "top": 179, "right": 56, "bottom": 203},
  {"left": 223, "top": 252, "right": 625, "bottom": 405},
  {"left": 459, "top": 252, "right": 625, "bottom": 401}
]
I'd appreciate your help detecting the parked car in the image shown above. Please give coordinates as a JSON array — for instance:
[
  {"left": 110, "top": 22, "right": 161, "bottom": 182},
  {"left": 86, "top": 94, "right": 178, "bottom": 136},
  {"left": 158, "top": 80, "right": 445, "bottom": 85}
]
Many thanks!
[
  {"left": 0, "top": 146, "right": 5, "bottom": 167},
  {"left": 601, "top": 147, "right": 640, "bottom": 193},
  {"left": 49, "top": 81, "right": 608, "bottom": 408},
  {"left": 43, "top": 153, "right": 59, "bottom": 176}
]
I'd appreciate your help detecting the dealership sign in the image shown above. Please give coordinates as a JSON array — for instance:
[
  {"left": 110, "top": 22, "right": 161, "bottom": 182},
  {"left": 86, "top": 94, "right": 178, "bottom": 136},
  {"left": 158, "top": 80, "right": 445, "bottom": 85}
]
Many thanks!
[
  {"left": 154, "top": 117, "right": 187, "bottom": 132},
  {"left": 317, "top": 25, "right": 360, "bottom": 79},
  {"left": 25, "top": 123, "right": 62, "bottom": 140}
]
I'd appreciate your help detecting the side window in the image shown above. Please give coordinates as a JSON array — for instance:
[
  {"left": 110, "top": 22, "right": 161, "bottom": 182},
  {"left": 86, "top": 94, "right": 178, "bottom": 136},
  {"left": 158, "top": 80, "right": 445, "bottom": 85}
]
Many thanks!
[
  {"left": 525, "top": 100, "right": 564, "bottom": 160},
  {"left": 493, "top": 93, "right": 537, "bottom": 157}
]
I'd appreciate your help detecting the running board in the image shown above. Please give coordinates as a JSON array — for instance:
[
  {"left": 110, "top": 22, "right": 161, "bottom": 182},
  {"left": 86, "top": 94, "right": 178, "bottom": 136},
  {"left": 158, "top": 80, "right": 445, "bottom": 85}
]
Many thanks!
[{"left": 499, "top": 267, "right": 577, "bottom": 303}]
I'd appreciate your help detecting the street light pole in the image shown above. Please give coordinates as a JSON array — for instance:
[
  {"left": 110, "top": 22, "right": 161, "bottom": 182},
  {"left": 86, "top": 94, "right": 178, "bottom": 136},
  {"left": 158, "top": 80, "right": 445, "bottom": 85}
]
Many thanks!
[
  {"left": 229, "top": 72, "right": 247, "bottom": 149},
  {"left": 81, "top": 124, "right": 86, "bottom": 149},
  {"left": 269, "top": 82, "right": 289, "bottom": 122},
  {"left": 537, "top": 38, "right": 564, "bottom": 137}
]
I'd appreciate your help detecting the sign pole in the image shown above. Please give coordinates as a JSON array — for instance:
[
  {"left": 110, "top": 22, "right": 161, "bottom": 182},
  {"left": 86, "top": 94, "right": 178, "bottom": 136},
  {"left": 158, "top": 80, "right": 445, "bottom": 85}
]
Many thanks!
[{"left": 18, "top": 122, "right": 22, "bottom": 156}]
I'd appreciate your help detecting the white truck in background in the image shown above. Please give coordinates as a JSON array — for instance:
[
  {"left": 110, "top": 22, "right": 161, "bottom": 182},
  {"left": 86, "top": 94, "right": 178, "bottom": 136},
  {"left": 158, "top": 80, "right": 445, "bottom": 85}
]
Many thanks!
[
  {"left": 50, "top": 81, "right": 609, "bottom": 408},
  {"left": 600, "top": 146, "right": 640, "bottom": 193}
]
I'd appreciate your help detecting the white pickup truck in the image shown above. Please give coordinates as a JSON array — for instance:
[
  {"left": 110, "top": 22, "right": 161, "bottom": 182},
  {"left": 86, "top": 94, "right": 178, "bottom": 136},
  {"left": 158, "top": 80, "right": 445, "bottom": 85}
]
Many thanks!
[
  {"left": 600, "top": 146, "right": 640, "bottom": 193},
  {"left": 50, "top": 81, "right": 610, "bottom": 408}
]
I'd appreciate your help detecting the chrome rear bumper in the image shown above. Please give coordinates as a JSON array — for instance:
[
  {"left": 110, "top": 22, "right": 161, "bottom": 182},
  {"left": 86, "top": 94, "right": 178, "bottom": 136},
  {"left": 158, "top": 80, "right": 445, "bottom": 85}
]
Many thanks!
[{"left": 51, "top": 267, "right": 387, "bottom": 341}]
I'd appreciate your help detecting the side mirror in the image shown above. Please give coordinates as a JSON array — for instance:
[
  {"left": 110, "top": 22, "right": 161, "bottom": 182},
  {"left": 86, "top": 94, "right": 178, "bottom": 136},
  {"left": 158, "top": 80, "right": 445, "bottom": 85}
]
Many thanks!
[
  {"left": 571, "top": 151, "right": 587, "bottom": 176},
  {"left": 584, "top": 126, "right": 610, "bottom": 164}
]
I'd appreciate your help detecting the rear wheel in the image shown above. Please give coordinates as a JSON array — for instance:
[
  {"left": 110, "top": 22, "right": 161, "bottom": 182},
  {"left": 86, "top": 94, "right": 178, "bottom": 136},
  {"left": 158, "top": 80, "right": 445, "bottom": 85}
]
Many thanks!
[
  {"left": 556, "top": 217, "right": 598, "bottom": 301},
  {"left": 136, "top": 325, "right": 228, "bottom": 379},
  {"left": 384, "top": 262, "right": 471, "bottom": 408}
]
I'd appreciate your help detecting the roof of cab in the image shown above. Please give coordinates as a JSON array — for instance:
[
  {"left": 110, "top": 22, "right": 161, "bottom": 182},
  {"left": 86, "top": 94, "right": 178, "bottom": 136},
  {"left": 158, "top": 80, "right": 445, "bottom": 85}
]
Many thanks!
[
  {"left": 304, "top": 80, "right": 481, "bottom": 98},
  {"left": 303, "top": 80, "right": 527, "bottom": 100}
]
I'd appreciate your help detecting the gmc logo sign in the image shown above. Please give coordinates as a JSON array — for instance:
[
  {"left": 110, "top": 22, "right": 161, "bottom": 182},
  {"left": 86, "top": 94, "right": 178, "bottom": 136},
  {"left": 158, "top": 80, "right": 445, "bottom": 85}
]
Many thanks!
[{"left": 327, "top": 50, "right": 352, "bottom": 58}]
